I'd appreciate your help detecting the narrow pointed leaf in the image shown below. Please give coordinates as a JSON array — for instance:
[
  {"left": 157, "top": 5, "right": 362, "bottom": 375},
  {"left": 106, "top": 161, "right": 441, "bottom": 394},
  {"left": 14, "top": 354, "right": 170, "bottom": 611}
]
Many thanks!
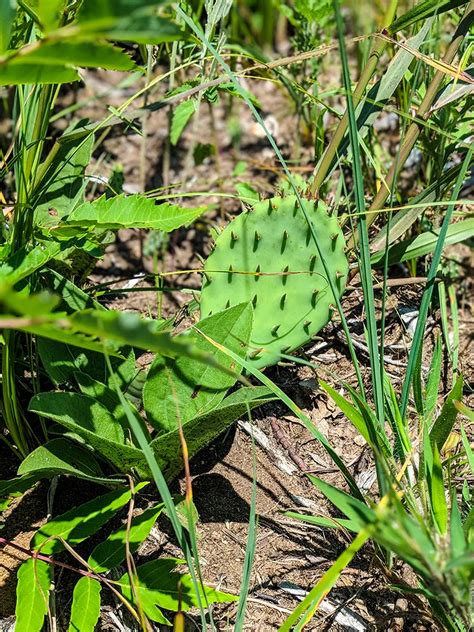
[
  {"left": 32, "top": 485, "right": 146, "bottom": 555},
  {"left": 117, "top": 558, "right": 237, "bottom": 620},
  {"left": 430, "top": 375, "right": 463, "bottom": 450},
  {"left": 65, "top": 194, "right": 205, "bottom": 232},
  {"left": 88, "top": 504, "right": 164, "bottom": 573},
  {"left": 371, "top": 219, "right": 474, "bottom": 266},
  {"left": 15, "top": 560, "right": 52, "bottom": 632},
  {"left": 68, "top": 577, "right": 101, "bottom": 632},
  {"left": 428, "top": 443, "right": 448, "bottom": 534},
  {"left": 308, "top": 476, "right": 374, "bottom": 529},
  {"left": 170, "top": 99, "right": 196, "bottom": 145}
]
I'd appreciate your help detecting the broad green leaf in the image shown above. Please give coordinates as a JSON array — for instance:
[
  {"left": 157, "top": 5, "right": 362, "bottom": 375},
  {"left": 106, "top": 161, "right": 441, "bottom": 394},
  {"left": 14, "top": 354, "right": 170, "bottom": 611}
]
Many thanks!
[
  {"left": 17, "top": 40, "right": 135, "bottom": 70},
  {"left": 150, "top": 387, "right": 275, "bottom": 480},
  {"left": 32, "top": 485, "right": 146, "bottom": 555},
  {"left": 0, "top": 61, "right": 80, "bottom": 85},
  {"left": 31, "top": 323, "right": 122, "bottom": 358},
  {"left": 430, "top": 375, "right": 463, "bottom": 451},
  {"left": 219, "top": 385, "right": 272, "bottom": 406},
  {"left": 37, "top": 270, "right": 135, "bottom": 388},
  {"left": 83, "top": 15, "right": 184, "bottom": 45},
  {"left": 308, "top": 476, "right": 374, "bottom": 529},
  {"left": 68, "top": 577, "right": 101, "bottom": 632},
  {"left": 75, "top": 373, "right": 151, "bottom": 442},
  {"left": 28, "top": 394, "right": 146, "bottom": 475},
  {"left": 41, "top": 269, "right": 101, "bottom": 312},
  {"left": 29, "top": 392, "right": 124, "bottom": 443},
  {"left": 144, "top": 303, "right": 253, "bottom": 432},
  {"left": 117, "top": 558, "right": 237, "bottom": 621},
  {"left": 0, "top": 284, "right": 59, "bottom": 316},
  {"left": 170, "top": 99, "right": 196, "bottom": 145},
  {"left": 17, "top": 438, "right": 118, "bottom": 485},
  {"left": 37, "top": 0, "right": 65, "bottom": 31},
  {"left": 77, "top": 0, "right": 169, "bottom": 22},
  {"left": 75, "top": 0, "right": 184, "bottom": 45},
  {"left": 0, "top": 0, "right": 16, "bottom": 53},
  {"left": 68, "top": 309, "right": 225, "bottom": 367},
  {"left": 371, "top": 219, "right": 474, "bottom": 267},
  {"left": 389, "top": 0, "right": 468, "bottom": 33},
  {"left": 0, "top": 474, "right": 40, "bottom": 511},
  {"left": 37, "top": 328, "right": 130, "bottom": 384},
  {"left": 65, "top": 194, "right": 205, "bottom": 232},
  {"left": 34, "top": 121, "right": 94, "bottom": 226},
  {"left": 235, "top": 182, "right": 259, "bottom": 202},
  {"left": 15, "top": 559, "right": 52, "bottom": 632},
  {"left": 88, "top": 504, "right": 164, "bottom": 573},
  {"left": 0, "top": 241, "right": 71, "bottom": 285}
]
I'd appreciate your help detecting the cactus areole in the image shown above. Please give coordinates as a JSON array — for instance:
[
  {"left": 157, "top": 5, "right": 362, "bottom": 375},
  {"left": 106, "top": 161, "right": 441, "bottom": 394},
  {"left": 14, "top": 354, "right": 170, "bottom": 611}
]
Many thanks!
[{"left": 200, "top": 195, "right": 348, "bottom": 369}]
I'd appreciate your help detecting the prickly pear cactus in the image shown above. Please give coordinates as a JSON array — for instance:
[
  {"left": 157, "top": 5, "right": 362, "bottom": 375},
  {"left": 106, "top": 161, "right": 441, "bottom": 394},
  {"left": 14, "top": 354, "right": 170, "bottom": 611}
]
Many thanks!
[{"left": 200, "top": 195, "right": 348, "bottom": 369}]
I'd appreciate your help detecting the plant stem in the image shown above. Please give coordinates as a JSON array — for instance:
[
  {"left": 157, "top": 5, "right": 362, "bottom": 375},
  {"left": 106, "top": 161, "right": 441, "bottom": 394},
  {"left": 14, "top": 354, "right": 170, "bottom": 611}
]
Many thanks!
[
  {"left": 347, "top": 0, "right": 474, "bottom": 248},
  {"left": 309, "top": 0, "right": 398, "bottom": 196}
]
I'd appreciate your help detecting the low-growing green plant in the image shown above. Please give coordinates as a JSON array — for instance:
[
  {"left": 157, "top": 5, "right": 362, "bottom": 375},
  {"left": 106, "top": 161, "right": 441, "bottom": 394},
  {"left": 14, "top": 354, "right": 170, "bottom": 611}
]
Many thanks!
[
  {"left": 5, "top": 483, "right": 236, "bottom": 631},
  {"left": 284, "top": 365, "right": 473, "bottom": 631}
]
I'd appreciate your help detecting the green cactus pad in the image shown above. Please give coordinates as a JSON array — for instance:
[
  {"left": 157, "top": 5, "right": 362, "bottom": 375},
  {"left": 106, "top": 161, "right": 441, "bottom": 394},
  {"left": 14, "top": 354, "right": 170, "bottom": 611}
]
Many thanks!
[{"left": 200, "top": 195, "right": 348, "bottom": 369}]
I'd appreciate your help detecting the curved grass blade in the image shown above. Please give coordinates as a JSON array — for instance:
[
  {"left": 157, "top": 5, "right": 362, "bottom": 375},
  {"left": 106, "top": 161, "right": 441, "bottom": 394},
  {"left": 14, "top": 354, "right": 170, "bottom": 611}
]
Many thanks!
[{"left": 399, "top": 147, "right": 473, "bottom": 417}]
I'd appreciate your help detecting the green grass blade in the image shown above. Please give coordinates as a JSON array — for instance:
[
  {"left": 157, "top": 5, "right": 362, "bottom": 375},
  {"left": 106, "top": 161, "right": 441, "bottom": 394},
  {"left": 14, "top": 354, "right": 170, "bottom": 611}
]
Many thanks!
[
  {"left": 425, "top": 335, "right": 442, "bottom": 420},
  {"left": 333, "top": 0, "right": 384, "bottom": 424},
  {"left": 430, "top": 375, "right": 463, "bottom": 451},
  {"left": 278, "top": 528, "right": 371, "bottom": 631},
  {"left": 234, "top": 405, "right": 258, "bottom": 631},
  {"left": 389, "top": 0, "right": 468, "bottom": 33},
  {"left": 400, "top": 147, "right": 473, "bottom": 418},
  {"left": 371, "top": 217, "right": 474, "bottom": 266},
  {"left": 428, "top": 442, "right": 448, "bottom": 534}
]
